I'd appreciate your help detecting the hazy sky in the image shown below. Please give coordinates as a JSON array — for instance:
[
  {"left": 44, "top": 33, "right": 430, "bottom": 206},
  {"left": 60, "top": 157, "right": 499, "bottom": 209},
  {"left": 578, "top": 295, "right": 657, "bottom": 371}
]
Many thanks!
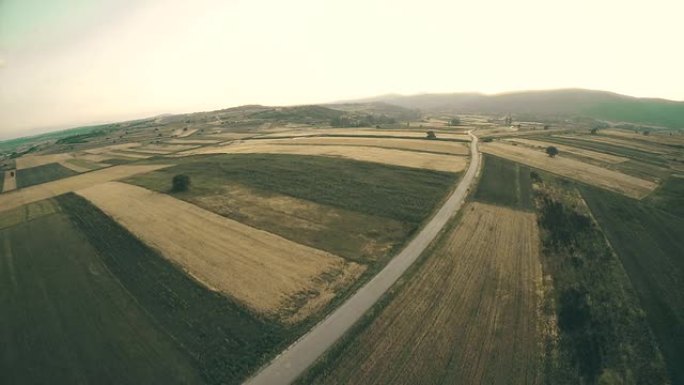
[{"left": 1, "top": 0, "right": 682, "bottom": 138}]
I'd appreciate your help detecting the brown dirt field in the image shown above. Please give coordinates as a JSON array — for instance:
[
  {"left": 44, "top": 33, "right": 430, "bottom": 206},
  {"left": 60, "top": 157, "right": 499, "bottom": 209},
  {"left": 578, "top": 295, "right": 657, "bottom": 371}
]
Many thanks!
[
  {"left": 76, "top": 182, "right": 365, "bottom": 324},
  {"left": 84, "top": 142, "right": 142, "bottom": 155},
  {"left": 600, "top": 129, "right": 684, "bottom": 146},
  {"left": 58, "top": 160, "right": 92, "bottom": 173},
  {"left": 2, "top": 170, "right": 17, "bottom": 192},
  {"left": 173, "top": 128, "right": 199, "bottom": 138},
  {"left": 506, "top": 138, "right": 629, "bottom": 164},
  {"left": 184, "top": 143, "right": 466, "bottom": 173},
  {"left": 313, "top": 202, "right": 543, "bottom": 385},
  {"left": 481, "top": 141, "right": 657, "bottom": 199},
  {"left": 127, "top": 144, "right": 199, "bottom": 154},
  {"left": 165, "top": 138, "right": 221, "bottom": 145},
  {"left": 252, "top": 137, "right": 469, "bottom": 155},
  {"left": 0, "top": 164, "right": 171, "bottom": 214},
  {"left": 105, "top": 150, "right": 153, "bottom": 159},
  {"left": 259, "top": 129, "right": 471, "bottom": 141},
  {"left": 15, "top": 153, "right": 74, "bottom": 170},
  {"left": 554, "top": 135, "right": 673, "bottom": 154}
]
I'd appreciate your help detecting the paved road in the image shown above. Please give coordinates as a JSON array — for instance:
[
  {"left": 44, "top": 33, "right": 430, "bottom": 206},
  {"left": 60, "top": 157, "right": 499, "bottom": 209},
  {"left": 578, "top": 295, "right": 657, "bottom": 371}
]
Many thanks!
[{"left": 244, "top": 132, "right": 481, "bottom": 385}]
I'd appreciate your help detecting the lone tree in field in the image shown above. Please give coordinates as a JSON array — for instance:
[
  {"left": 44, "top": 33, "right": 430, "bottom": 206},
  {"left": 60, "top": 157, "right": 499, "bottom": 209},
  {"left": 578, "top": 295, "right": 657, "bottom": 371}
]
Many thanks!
[
  {"left": 448, "top": 117, "right": 461, "bottom": 126},
  {"left": 172, "top": 174, "right": 191, "bottom": 192},
  {"left": 426, "top": 131, "right": 437, "bottom": 140},
  {"left": 590, "top": 127, "right": 598, "bottom": 134},
  {"left": 546, "top": 146, "right": 559, "bottom": 158}
]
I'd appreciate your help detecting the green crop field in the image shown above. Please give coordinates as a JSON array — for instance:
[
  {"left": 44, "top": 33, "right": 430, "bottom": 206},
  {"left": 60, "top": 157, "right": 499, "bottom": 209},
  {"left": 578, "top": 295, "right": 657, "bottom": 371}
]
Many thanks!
[
  {"left": 127, "top": 154, "right": 457, "bottom": 262},
  {"left": 473, "top": 154, "right": 533, "bottom": 210},
  {"left": 581, "top": 183, "right": 684, "bottom": 384},
  {"left": 16, "top": 163, "right": 77, "bottom": 188},
  {"left": 0, "top": 200, "right": 201, "bottom": 385}
]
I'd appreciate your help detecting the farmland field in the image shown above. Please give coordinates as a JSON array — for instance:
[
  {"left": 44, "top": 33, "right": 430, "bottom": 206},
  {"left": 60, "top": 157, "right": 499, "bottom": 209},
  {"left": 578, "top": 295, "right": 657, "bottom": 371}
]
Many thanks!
[
  {"left": 55, "top": 194, "right": 301, "bottom": 385},
  {"left": 307, "top": 202, "right": 543, "bottom": 385},
  {"left": 533, "top": 173, "right": 668, "bottom": 384},
  {"left": 473, "top": 154, "right": 533, "bottom": 210},
  {"left": 244, "top": 136, "right": 469, "bottom": 155},
  {"left": 540, "top": 136, "right": 671, "bottom": 167},
  {"left": 480, "top": 141, "right": 656, "bottom": 198},
  {"left": 77, "top": 182, "right": 365, "bottom": 323},
  {"left": 581, "top": 183, "right": 684, "bottom": 384},
  {"left": 16, "top": 163, "right": 77, "bottom": 188},
  {"left": 505, "top": 138, "right": 629, "bottom": 164},
  {"left": 186, "top": 142, "right": 467, "bottom": 173},
  {"left": 126, "top": 154, "right": 458, "bottom": 261},
  {"left": 0, "top": 200, "right": 202, "bottom": 385},
  {"left": 14, "top": 153, "right": 73, "bottom": 169}
]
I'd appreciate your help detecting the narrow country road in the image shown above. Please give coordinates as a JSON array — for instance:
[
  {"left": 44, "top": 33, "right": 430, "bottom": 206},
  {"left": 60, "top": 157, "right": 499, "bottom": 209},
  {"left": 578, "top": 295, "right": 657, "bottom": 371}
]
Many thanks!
[{"left": 244, "top": 131, "right": 481, "bottom": 385}]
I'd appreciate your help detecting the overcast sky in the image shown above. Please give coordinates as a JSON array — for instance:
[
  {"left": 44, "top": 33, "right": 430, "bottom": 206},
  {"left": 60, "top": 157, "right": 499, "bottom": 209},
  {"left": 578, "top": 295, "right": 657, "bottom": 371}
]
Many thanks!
[{"left": 1, "top": 0, "right": 682, "bottom": 138}]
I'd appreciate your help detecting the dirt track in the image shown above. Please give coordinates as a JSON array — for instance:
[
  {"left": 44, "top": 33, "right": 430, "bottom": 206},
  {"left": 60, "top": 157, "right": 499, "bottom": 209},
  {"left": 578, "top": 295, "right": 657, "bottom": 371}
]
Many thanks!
[{"left": 243, "top": 131, "right": 480, "bottom": 385}]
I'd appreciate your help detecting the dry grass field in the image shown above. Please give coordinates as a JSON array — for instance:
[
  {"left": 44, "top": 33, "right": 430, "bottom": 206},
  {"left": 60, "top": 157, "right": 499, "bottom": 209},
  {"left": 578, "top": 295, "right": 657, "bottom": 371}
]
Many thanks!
[
  {"left": 2, "top": 170, "right": 17, "bottom": 192},
  {"left": 554, "top": 134, "right": 673, "bottom": 154},
  {"left": 15, "top": 153, "right": 73, "bottom": 169},
  {"left": 84, "top": 142, "right": 142, "bottom": 154},
  {"left": 126, "top": 144, "right": 199, "bottom": 154},
  {"left": 312, "top": 202, "right": 542, "bottom": 385},
  {"left": 481, "top": 141, "right": 656, "bottom": 198},
  {"left": 600, "top": 129, "right": 684, "bottom": 146},
  {"left": 506, "top": 138, "right": 629, "bottom": 164},
  {"left": 0, "top": 164, "right": 170, "bottom": 213},
  {"left": 259, "top": 129, "right": 470, "bottom": 141},
  {"left": 251, "top": 137, "right": 469, "bottom": 155},
  {"left": 76, "top": 182, "right": 365, "bottom": 324},
  {"left": 187, "top": 143, "right": 466, "bottom": 173},
  {"left": 166, "top": 138, "right": 221, "bottom": 145},
  {"left": 173, "top": 128, "right": 199, "bottom": 137}
]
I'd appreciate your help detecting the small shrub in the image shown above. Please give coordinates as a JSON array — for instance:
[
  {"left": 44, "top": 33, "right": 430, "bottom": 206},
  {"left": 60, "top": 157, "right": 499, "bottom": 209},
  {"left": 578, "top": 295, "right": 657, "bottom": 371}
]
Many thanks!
[{"left": 171, "top": 174, "right": 191, "bottom": 192}]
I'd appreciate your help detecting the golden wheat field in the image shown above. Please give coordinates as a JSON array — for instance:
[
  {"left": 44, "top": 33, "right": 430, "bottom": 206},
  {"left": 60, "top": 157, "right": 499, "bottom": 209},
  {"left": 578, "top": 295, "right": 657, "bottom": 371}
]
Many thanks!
[
  {"left": 76, "top": 182, "right": 366, "bottom": 324},
  {"left": 312, "top": 202, "right": 543, "bottom": 385}
]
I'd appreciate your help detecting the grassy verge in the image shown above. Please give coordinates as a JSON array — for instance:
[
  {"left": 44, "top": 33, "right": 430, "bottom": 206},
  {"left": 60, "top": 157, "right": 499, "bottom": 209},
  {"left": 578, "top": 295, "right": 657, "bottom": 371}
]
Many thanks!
[
  {"left": 534, "top": 173, "right": 668, "bottom": 385},
  {"left": 16, "top": 163, "right": 77, "bottom": 188},
  {"left": 581, "top": 183, "right": 684, "bottom": 384}
]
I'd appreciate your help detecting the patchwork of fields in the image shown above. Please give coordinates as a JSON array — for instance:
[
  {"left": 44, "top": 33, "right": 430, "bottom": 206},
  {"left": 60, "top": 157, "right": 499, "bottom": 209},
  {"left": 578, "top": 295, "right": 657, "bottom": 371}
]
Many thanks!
[{"left": 77, "top": 182, "right": 365, "bottom": 323}]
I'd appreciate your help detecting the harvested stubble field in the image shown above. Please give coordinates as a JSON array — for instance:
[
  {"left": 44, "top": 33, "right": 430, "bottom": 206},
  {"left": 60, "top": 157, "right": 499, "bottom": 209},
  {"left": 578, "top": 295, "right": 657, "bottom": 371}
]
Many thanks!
[
  {"left": 600, "top": 129, "right": 684, "bottom": 146},
  {"left": 1, "top": 200, "right": 202, "bottom": 385},
  {"left": 62, "top": 158, "right": 109, "bottom": 172},
  {"left": 505, "top": 138, "right": 628, "bottom": 164},
  {"left": 481, "top": 141, "right": 656, "bottom": 198},
  {"left": 555, "top": 134, "right": 674, "bottom": 155},
  {"left": 126, "top": 154, "right": 457, "bottom": 262},
  {"left": 2, "top": 170, "right": 15, "bottom": 192},
  {"left": 0, "top": 164, "right": 170, "bottom": 213},
  {"left": 581, "top": 182, "right": 684, "bottom": 384},
  {"left": 258, "top": 128, "right": 470, "bottom": 141},
  {"left": 310, "top": 202, "right": 543, "bottom": 385},
  {"left": 125, "top": 144, "right": 199, "bottom": 154},
  {"left": 108, "top": 150, "right": 153, "bottom": 159},
  {"left": 16, "top": 163, "right": 77, "bottom": 188},
  {"left": 84, "top": 142, "right": 142, "bottom": 154},
  {"left": 186, "top": 142, "right": 466, "bottom": 173},
  {"left": 165, "top": 138, "right": 221, "bottom": 144},
  {"left": 250, "top": 136, "right": 469, "bottom": 155},
  {"left": 14, "top": 153, "right": 74, "bottom": 169},
  {"left": 77, "top": 182, "right": 365, "bottom": 323}
]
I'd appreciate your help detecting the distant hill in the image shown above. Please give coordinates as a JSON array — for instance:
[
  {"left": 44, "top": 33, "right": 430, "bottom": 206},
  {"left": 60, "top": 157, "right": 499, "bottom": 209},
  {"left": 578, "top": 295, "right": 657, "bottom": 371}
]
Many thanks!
[{"left": 349, "top": 89, "right": 684, "bottom": 129}]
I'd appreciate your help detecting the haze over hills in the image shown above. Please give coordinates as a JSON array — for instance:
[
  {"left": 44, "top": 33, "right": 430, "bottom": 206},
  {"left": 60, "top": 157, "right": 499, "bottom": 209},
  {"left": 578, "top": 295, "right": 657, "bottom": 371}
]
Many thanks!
[{"left": 346, "top": 89, "right": 684, "bottom": 129}]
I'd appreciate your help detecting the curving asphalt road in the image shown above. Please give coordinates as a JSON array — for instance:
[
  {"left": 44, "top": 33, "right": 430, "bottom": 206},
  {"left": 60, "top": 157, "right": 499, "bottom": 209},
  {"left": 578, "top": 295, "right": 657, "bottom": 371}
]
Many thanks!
[{"left": 244, "top": 131, "right": 481, "bottom": 385}]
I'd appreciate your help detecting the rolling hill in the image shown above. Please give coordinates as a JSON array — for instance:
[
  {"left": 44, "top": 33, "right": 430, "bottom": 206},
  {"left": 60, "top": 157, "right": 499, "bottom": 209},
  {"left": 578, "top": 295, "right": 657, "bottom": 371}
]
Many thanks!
[{"left": 351, "top": 89, "right": 684, "bottom": 129}]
